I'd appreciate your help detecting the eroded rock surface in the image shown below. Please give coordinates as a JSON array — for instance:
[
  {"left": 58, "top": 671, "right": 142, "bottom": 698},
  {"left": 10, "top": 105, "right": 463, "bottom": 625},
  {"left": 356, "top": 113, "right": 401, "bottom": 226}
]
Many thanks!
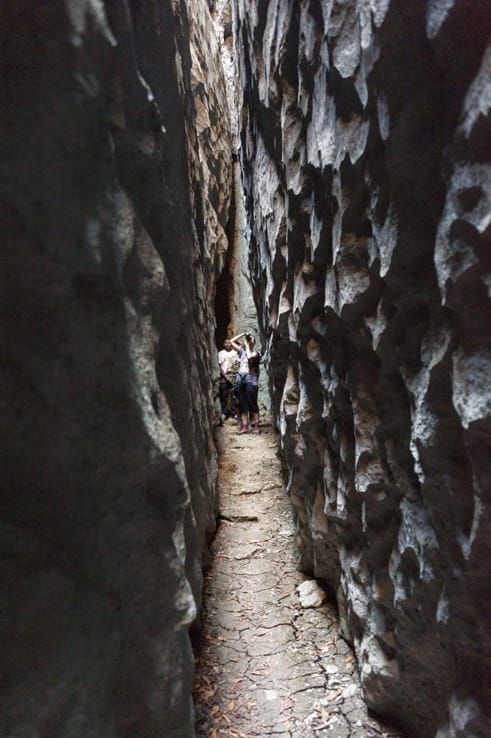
[
  {"left": 235, "top": 1, "right": 491, "bottom": 736},
  {"left": 0, "top": 1, "right": 231, "bottom": 736}
]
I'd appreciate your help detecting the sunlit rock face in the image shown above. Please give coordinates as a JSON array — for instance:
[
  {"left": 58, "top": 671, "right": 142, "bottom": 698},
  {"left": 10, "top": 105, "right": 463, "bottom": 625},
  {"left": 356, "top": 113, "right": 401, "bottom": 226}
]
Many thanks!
[
  {"left": 0, "top": 1, "right": 231, "bottom": 736},
  {"left": 235, "top": 1, "right": 491, "bottom": 735}
]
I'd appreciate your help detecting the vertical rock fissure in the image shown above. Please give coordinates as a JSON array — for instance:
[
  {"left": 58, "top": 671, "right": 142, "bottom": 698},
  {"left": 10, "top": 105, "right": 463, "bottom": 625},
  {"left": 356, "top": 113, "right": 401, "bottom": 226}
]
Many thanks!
[{"left": 215, "top": 156, "right": 240, "bottom": 346}]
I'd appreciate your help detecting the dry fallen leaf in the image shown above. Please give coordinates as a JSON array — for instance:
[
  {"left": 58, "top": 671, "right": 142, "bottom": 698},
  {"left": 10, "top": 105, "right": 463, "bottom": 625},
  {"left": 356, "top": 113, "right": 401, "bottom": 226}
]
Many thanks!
[{"left": 326, "top": 688, "right": 343, "bottom": 701}]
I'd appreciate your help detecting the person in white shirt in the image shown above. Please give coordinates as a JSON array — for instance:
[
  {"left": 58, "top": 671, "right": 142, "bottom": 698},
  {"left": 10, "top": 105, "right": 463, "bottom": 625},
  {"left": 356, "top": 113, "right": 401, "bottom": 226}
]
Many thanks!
[{"left": 218, "top": 339, "right": 239, "bottom": 418}]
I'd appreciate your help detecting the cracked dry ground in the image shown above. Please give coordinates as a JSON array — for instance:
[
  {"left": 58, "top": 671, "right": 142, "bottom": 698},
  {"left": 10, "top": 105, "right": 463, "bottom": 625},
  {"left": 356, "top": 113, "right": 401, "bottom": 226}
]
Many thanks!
[{"left": 193, "top": 419, "right": 403, "bottom": 738}]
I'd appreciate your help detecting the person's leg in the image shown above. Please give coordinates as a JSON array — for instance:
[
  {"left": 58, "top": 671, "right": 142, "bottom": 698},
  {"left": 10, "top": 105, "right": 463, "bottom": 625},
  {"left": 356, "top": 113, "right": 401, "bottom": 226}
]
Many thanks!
[
  {"left": 219, "top": 381, "right": 228, "bottom": 416},
  {"left": 247, "top": 384, "right": 260, "bottom": 433},
  {"left": 231, "top": 376, "right": 241, "bottom": 421},
  {"left": 224, "top": 382, "right": 234, "bottom": 417},
  {"left": 237, "top": 379, "right": 249, "bottom": 433},
  {"left": 252, "top": 411, "right": 260, "bottom": 431}
]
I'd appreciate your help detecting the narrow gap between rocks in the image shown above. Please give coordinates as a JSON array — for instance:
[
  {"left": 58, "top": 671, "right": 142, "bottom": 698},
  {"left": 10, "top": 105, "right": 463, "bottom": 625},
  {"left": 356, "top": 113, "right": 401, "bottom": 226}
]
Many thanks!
[
  {"left": 192, "top": 421, "right": 404, "bottom": 738},
  {"left": 214, "top": 157, "right": 239, "bottom": 348}
]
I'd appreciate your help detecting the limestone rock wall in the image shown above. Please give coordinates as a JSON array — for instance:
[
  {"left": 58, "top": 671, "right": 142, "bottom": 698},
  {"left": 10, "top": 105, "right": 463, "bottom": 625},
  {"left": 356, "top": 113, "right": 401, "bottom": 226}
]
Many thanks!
[
  {"left": 0, "top": 1, "right": 231, "bottom": 736},
  {"left": 234, "top": 1, "right": 491, "bottom": 735}
]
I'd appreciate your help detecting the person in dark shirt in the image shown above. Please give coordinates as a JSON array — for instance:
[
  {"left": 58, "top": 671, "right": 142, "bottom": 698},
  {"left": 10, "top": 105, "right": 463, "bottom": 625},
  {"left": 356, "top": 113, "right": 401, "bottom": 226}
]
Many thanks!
[{"left": 230, "top": 331, "right": 261, "bottom": 434}]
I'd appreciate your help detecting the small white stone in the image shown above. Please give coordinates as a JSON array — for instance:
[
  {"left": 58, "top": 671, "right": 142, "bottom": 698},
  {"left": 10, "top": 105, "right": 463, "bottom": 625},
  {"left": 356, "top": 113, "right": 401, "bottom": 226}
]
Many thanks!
[
  {"left": 297, "top": 580, "right": 327, "bottom": 608},
  {"left": 324, "top": 664, "right": 339, "bottom": 674},
  {"left": 341, "top": 684, "right": 358, "bottom": 699}
]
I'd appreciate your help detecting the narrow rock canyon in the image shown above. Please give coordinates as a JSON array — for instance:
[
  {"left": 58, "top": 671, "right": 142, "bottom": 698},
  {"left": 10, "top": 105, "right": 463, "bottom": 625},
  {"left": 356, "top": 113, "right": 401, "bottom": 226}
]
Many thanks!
[{"left": 0, "top": 2, "right": 490, "bottom": 738}]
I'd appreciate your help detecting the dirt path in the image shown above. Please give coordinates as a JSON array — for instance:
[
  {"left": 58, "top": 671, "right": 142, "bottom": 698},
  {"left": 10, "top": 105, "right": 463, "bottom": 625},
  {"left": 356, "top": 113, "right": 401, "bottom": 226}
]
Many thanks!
[{"left": 193, "top": 419, "right": 403, "bottom": 738}]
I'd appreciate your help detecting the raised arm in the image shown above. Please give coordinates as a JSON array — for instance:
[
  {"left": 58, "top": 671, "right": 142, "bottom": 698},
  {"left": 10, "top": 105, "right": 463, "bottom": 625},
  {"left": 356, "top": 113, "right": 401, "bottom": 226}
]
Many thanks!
[{"left": 230, "top": 331, "right": 246, "bottom": 352}]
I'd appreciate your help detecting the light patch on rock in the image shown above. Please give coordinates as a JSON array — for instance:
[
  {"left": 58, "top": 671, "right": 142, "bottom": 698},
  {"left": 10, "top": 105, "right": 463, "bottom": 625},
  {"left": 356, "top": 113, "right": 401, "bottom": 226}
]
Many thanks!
[
  {"left": 452, "top": 348, "right": 491, "bottom": 429},
  {"left": 426, "top": 0, "right": 455, "bottom": 39},
  {"left": 297, "top": 580, "right": 327, "bottom": 608},
  {"left": 460, "top": 44, "right": 491, "bottom": 138}
]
